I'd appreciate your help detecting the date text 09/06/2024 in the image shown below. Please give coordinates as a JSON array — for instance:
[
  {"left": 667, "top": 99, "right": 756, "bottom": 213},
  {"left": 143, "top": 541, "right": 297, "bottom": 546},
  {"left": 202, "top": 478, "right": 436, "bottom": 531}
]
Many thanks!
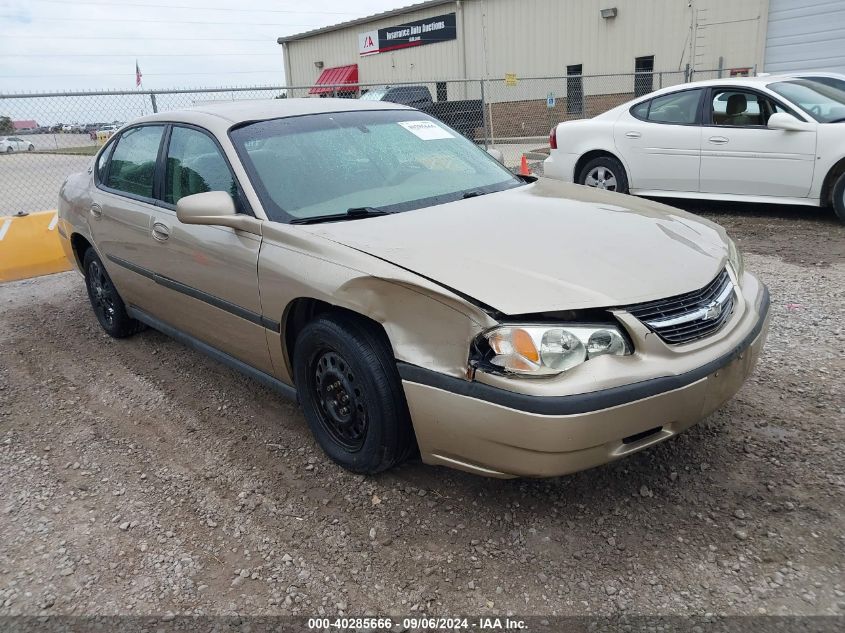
[{"left": 306, "top": 616, "right": 527, "bottom": 630}]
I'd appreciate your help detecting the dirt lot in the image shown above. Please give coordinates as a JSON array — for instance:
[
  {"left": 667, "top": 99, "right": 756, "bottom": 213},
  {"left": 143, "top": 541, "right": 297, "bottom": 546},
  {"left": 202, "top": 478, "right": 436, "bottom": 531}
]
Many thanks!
[{"left": 0, "top": 204, "right": 843, "bottom": 622}]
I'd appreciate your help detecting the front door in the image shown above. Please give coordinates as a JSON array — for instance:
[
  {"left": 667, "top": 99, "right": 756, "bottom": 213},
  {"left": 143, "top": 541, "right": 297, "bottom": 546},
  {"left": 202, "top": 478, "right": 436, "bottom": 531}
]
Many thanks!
[
  {"left": 144, "top": 125, "right": 273, "bottom": 374},
  {"left": 614, "top": 88, "right": 704, "bottom": 192},
  {"left": 699, "top": 88, "right": 817, "bottom": 197}
]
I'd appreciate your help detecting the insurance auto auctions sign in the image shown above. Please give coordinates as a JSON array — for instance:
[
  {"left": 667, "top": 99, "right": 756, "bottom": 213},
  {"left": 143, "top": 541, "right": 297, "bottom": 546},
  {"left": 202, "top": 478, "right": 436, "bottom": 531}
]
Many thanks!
[{"left": 358, "top": 12, "right": 457, "bottom": 56}]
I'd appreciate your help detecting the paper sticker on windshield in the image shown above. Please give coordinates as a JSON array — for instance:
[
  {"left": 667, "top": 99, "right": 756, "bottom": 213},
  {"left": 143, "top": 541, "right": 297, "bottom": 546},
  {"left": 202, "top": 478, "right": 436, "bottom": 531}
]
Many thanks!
[{"left": 397, "top": 120, "right": 454, "bottom": 140}]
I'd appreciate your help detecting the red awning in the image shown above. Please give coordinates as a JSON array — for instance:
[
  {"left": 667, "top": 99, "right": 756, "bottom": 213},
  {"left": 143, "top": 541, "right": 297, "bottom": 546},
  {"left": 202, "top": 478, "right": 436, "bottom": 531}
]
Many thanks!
[{"left": 309, "top": 64, "right": 359, "bottom": 95}]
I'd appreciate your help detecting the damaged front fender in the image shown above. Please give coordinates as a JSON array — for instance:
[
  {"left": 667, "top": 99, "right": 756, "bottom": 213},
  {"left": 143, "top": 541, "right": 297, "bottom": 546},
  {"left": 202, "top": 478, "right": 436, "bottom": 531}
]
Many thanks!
[{"left": 259, "top": 223, "right": 497, "bottom": 385}]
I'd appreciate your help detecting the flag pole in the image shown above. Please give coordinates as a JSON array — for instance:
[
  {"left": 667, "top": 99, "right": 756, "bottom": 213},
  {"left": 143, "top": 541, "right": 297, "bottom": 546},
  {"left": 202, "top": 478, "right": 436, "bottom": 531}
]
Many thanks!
[{"left": 136, "top": 60, "right": 145, "bottom": 116}]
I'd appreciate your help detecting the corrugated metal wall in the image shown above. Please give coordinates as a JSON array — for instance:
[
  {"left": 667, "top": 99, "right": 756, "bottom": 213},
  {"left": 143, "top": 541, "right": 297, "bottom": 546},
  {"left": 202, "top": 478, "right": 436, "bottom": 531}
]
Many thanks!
[
  {"left": 764, "top": 0, "right": 845, "bottom": 73},
  {"left": 283, "top": 0, "right": 768, "bottom": 89}
]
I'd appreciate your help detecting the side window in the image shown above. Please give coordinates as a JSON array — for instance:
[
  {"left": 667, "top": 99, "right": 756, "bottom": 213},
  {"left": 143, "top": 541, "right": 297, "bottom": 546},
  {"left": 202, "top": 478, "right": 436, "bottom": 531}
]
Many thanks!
[
  {"left": 711, "top": 90, "right": 764, "bottom": 126},
  {"left": 645, "top": 89, "right": 702, "bottom": 124},
  {"left": 105, "top": 125, "right": 165, "bottom": 198},
  {"left": 164, "top": 126, "right": 237, "bottom": 206}
]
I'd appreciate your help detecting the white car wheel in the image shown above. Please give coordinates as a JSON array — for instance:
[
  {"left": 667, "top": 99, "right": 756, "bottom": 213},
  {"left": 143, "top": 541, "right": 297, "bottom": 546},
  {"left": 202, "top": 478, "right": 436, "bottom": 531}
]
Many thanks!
[
  {"left": 578, "top": 156, "right": 629, "bottom": 194},
  {"left": 585, "top": 166, "right": 618, "bottom": 190}
]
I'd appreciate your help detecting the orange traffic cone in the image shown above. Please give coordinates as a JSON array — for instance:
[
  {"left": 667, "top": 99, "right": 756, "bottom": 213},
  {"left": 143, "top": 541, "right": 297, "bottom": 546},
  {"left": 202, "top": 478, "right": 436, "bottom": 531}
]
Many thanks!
[{"left": 520, "top": 155, "right": 531, "bottom": 176}]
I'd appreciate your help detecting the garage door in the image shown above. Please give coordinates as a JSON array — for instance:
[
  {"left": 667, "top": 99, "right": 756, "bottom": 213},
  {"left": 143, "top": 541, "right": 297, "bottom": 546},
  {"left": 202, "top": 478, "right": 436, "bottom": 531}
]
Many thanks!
[{"left": 764, "top": 0, "right": 845, "bottom": 73}]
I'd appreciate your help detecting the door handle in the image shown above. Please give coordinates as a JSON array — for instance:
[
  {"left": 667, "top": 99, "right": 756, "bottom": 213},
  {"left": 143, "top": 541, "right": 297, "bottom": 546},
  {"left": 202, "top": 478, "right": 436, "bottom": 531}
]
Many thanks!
[
  {"left": 151, "top": 222, "right": 170, "bottom": 242},
  {"left": 625, "top": 131, "right": 642, "bottom": 138},
  {"left": 708, "top": 136, "right": 729, "bottom": 144},
  {"left": 89, "top": 203, "right": 102, "bottom": 219}
]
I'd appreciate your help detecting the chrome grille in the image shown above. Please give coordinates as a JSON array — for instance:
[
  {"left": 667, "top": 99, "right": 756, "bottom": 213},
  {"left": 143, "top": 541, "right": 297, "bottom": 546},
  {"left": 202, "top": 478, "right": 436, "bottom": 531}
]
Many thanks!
[{"left": 626, "top": 269, "right": 735, "bottom": 344}]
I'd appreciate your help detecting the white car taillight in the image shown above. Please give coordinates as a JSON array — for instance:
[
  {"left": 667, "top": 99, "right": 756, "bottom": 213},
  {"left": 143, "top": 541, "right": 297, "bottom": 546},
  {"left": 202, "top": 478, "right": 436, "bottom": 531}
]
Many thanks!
[{"left": 549, "top": 125, "right": 557, "bottom": 150}]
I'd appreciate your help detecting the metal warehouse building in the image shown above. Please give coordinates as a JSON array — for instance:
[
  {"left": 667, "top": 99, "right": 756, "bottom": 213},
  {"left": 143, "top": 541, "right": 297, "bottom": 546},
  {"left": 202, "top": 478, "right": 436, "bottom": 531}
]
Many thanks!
[{"left": 277, "top": 0, "right": 845, "bottom": 91}]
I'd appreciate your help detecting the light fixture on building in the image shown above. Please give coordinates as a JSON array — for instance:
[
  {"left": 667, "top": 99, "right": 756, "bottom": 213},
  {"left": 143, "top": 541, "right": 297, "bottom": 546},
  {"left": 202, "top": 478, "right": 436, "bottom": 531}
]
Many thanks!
[
  {"left": 600, "top": 7, "right": 617, "bottom": 19},
  {"left": 314, "top": 61, "right": 324, "bottom": 69}
]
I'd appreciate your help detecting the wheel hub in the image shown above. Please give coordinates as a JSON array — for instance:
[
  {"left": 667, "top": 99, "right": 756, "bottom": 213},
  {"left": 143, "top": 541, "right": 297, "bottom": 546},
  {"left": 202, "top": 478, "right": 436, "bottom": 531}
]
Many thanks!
[
  {"left": 89, "top": 261, "right": 116, "bottom": 325},
  {"left": 585, "top": 166, "right": 618, "bottom": 191},
  {"left": 313, "top": 351, "right": 367, "bottom": 450}
]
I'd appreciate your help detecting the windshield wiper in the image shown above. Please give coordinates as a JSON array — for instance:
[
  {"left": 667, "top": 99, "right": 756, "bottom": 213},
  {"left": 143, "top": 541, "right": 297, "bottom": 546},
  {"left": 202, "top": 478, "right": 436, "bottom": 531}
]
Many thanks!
[
  {"left": 828, "top": 117, "right": 845, "bottom": 123},
  {"left": 290, "top": 207, "right": 392, "bottom": 225},
  {"left": 462, "top": 190, "right": 488, "bottom": 199}
]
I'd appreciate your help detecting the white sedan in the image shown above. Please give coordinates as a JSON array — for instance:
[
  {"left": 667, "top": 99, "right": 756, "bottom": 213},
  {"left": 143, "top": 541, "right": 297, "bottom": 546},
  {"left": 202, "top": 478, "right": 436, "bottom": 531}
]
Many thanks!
[
  {"left": 0, "top": 136, "right": 35, "bottom": 153},
  {"left": 544, "top": 75, "right": 845, "bottom": 223}
]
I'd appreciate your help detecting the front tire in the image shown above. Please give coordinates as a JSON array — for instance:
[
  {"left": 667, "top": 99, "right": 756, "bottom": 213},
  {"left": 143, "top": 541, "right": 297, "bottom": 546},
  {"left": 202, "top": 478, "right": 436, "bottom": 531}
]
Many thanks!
[
  {"left": 5, "top": 146, "right": 12, "bottom": 154},
  {"left": 27, "top": 144, "right": 34, "bottom": 152},
  {"left": 578, "top": 155, "right": 629, "bottom": 193},
  {"left": 83, "top": 249, "right": 145, "bottom": 338},
  {"left": 832, "top": 172, "right": 845, "bottom": 225},
  {"left": 293, "top": 313, "right": 414, "bottom": 474}
]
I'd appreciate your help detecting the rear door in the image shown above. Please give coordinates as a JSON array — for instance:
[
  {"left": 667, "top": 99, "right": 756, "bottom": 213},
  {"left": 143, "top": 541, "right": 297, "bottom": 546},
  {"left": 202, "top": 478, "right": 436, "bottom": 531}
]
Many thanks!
[
  {"left": 614, "top": 88, "right": 704, "bottom": 192},
  {"left": 144, "top": 124, "right": 273, "bottom": 374},
  {"left": 90, "top": 124, "right": 166, "bottom": 309},
  {"left": 699, "top": 87, "right": 817, "bottom": 197}
]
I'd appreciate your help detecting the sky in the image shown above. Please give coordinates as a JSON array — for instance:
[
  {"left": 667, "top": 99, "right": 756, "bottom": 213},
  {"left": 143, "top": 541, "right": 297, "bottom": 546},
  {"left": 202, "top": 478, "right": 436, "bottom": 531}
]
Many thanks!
[{"left": 0, "top": 0, "right": 414, "bottom": 93}]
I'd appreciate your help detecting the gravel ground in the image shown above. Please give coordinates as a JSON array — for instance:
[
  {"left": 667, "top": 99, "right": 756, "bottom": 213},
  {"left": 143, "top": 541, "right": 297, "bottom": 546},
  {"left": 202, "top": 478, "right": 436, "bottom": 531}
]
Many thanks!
[{"left": 0, "top": 205, "right": 843, "bottom": 621}]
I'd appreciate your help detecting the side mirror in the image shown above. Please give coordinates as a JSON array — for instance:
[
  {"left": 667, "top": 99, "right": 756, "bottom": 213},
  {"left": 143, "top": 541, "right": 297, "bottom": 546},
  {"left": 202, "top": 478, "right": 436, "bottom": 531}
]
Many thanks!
[
  {"left": 176, "top": 191, "right": 261, "bottom": 234},
  {"left": 767, "top": 112, "right": 813, "bottom": 132},
  {"left": 487, "top": 148, "right": 504, "bottom": 163}
]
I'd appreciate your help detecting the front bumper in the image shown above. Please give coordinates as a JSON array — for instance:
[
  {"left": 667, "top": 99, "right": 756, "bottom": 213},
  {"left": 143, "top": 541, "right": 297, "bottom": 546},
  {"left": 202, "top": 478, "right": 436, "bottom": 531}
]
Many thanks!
[{"left": 400, "top": 279, "right": 771, "bottom": 478}]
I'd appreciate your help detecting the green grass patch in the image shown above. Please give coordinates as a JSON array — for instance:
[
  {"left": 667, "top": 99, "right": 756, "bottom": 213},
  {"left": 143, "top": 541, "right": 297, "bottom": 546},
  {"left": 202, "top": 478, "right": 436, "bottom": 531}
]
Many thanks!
[{"left": 34, "top": 145, "right": 99, "bottom": 156}]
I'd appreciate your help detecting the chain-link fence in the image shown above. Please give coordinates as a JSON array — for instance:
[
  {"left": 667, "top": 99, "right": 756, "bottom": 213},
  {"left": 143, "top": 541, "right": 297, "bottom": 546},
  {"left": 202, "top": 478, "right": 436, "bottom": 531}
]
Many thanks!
[{"left": 0, "top": 68, "right": 731, "bottom": 215}]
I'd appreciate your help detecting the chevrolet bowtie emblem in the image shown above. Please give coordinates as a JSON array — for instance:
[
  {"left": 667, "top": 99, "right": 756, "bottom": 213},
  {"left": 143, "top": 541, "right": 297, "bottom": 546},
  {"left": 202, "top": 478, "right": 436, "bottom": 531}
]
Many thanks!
[{"left": 702, "top": 300, "right": 723, "bottom": 321}]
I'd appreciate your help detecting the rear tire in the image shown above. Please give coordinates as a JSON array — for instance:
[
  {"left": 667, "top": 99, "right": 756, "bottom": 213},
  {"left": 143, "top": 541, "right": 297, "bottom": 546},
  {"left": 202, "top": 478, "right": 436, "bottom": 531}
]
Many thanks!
[
  {"left": 83, "top": 249, "right": 145, "bottom": 338},
  {"left": 27, "top": 144, "right": 34, "bottom": 152},
  {"left": 293, "top": 313, "right": 414, "bottom": 474},
  {"left": 832, "top": 172, "right": 845, "bottom": 225},
  {"left": 577, "top": 155, "right": 629, "bottom": 194},
  {"left": 5, "top": 146, "right": 12, "bottom": 154}
]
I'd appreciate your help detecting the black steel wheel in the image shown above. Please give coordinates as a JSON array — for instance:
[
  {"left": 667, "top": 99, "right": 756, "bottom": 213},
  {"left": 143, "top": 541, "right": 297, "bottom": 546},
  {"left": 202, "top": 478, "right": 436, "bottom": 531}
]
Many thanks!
[
  {"left": 312, "top": 349, "right": 368, "bottom": 451},
  {"left": 83, "top": 248, "right": 145, "bottom": 338},
  {"left": 293, "top": 312, "right": 415, "bottom": 474}
]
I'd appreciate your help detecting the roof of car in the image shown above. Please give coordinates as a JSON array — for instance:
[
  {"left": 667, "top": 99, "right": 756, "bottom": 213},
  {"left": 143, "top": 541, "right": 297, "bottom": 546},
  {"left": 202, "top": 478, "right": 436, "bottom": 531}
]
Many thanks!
[
  {"left": 134, "top": 98, "right": 412, "bottom": 127},
  {"left": 644, "top": 74, "right": 801, "bottom": 97}
]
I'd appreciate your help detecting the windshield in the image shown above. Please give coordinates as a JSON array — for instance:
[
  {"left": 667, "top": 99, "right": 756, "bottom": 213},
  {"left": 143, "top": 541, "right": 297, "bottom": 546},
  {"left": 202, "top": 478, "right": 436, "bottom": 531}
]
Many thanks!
[
  {"left": 230, "top": 110, "right": 522, "bottom": 223},
  {"left": 359, "top": 89, "right": 388, "bottom": 101},
  {"left": 768, "top": 79, "right": 845, "bottom": 122}
]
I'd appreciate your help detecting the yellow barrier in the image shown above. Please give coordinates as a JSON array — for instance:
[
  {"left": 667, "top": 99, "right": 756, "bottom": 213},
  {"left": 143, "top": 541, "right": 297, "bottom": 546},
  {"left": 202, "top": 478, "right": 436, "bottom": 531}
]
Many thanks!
[{"left": 0, "top": 210, "right": 73, "bottom": 283}]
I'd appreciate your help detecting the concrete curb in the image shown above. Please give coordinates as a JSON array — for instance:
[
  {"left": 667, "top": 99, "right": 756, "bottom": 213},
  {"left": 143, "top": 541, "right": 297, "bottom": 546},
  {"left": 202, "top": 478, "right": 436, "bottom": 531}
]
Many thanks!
[{"left": 0, "top": 210, "right": 73, "bottom": 283}]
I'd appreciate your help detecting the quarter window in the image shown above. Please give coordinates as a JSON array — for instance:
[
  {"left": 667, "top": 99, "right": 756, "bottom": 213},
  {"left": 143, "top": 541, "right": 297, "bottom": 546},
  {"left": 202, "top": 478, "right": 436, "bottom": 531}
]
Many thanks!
[
  {"left": 105, "top": 125, "right": 165, "bottom": 198},
  {"left": 164, "top": 126, "right": 237, "bottom": 206}
]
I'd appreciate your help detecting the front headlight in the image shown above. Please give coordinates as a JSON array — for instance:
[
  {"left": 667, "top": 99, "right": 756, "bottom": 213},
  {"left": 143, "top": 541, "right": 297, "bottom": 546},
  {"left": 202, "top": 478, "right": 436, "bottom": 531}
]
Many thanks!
[
  {"left": 473, "top": 324, "right": 632, "bottom": 377},
  {"left": 727, "top": 237, "right": 744, "bottom": 280}
]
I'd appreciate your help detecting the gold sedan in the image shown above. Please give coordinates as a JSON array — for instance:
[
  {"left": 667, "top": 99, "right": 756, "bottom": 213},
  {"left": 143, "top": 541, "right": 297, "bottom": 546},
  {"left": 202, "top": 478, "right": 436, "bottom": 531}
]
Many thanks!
[{"left": 57, "top": 99, "right": 770, "bottom": 478}]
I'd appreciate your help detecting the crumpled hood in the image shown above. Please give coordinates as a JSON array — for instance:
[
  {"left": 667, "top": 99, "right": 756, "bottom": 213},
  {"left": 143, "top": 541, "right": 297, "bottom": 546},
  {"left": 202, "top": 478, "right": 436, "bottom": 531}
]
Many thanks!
[{"left": 302, "top": 179, "right": 730, "bottom": 315}]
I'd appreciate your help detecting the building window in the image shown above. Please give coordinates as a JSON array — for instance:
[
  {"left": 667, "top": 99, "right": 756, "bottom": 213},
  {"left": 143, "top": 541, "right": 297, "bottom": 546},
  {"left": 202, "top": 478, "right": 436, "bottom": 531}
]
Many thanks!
[
  {"left": 436, "top": 82, "right": 447, "bottom": 102},
  {"left": 566, "top": 64, "right": 583, "bottom": 115},
  {"left": 634, "top": 55, "right": 654, "bottom": 97}
]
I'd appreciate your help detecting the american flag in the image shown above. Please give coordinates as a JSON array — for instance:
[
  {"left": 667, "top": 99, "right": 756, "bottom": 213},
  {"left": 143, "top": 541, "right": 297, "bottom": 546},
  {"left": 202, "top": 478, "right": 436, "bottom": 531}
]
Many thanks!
[{"left": 135, "top": 60, "right": 142, "bottom": 88}]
